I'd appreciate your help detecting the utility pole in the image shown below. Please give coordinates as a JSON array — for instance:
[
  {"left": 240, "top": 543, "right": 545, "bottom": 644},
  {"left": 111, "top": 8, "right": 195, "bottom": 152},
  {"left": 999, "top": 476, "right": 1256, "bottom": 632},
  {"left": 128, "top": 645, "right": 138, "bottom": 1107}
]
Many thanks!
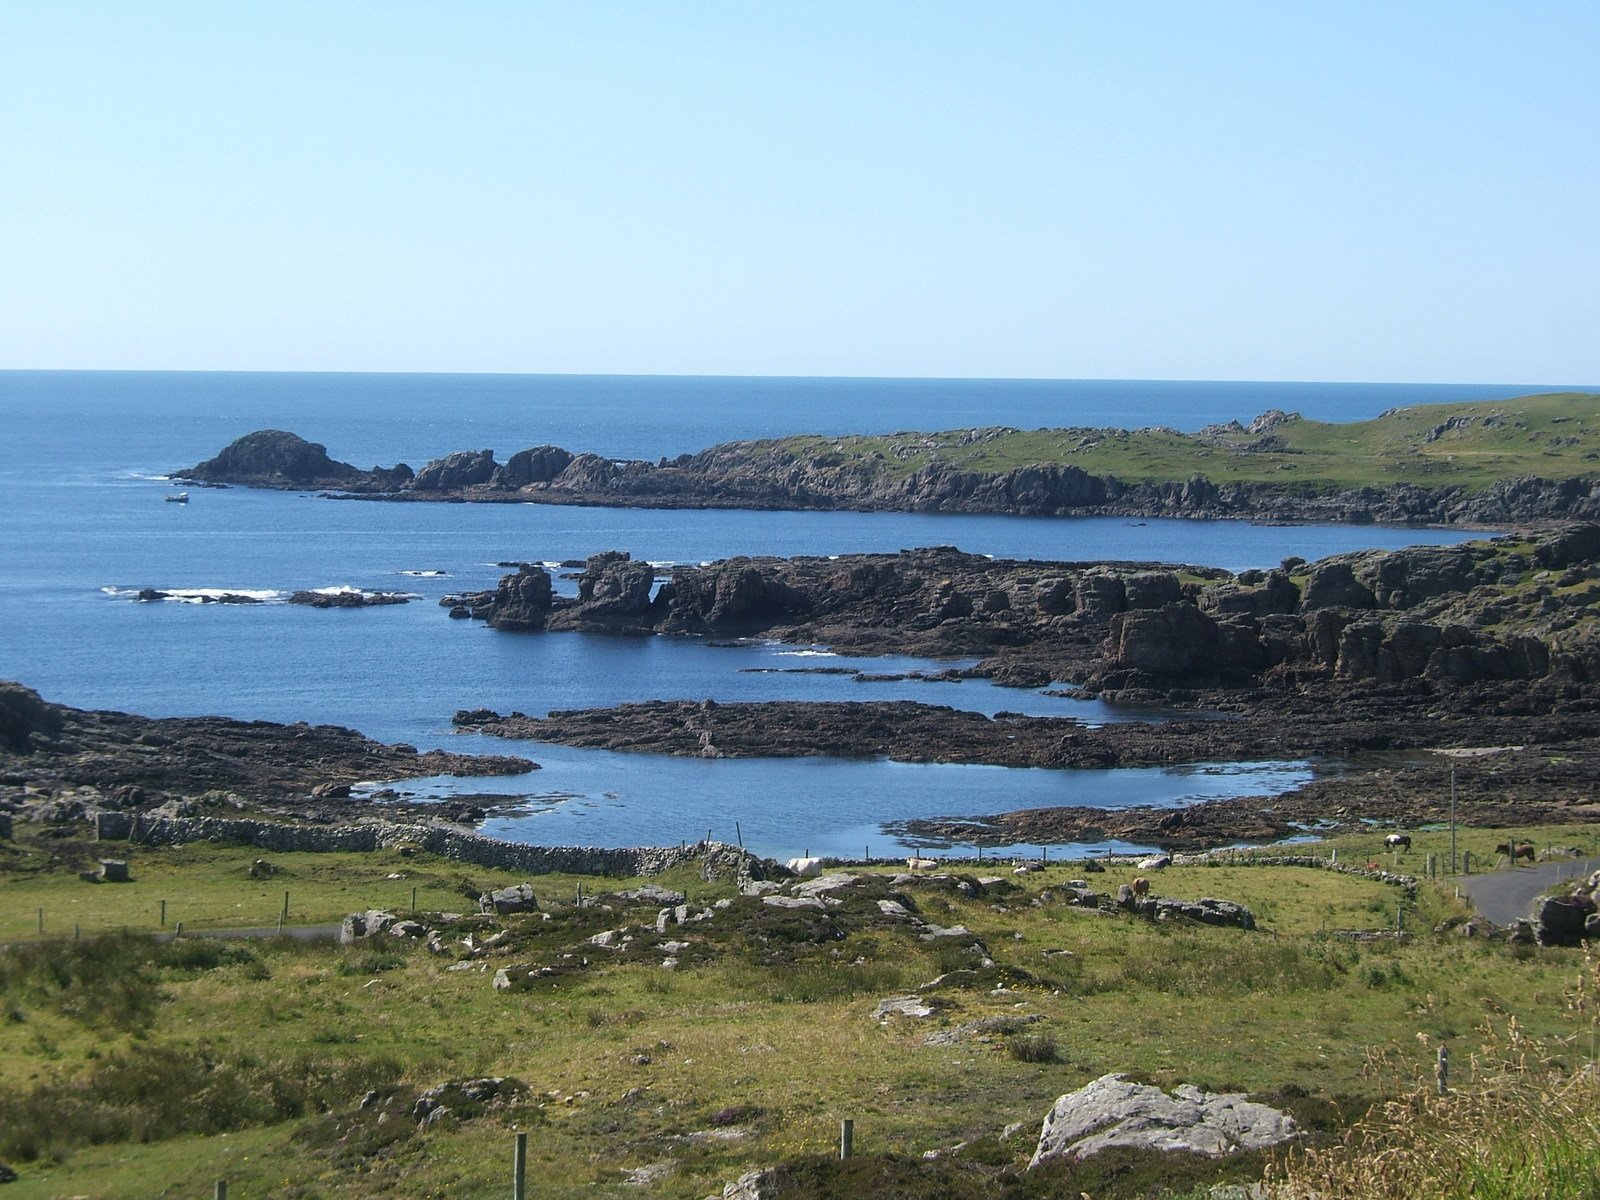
[{"left": 1449, "top": 766, "right": 1458, "bottom": 875}]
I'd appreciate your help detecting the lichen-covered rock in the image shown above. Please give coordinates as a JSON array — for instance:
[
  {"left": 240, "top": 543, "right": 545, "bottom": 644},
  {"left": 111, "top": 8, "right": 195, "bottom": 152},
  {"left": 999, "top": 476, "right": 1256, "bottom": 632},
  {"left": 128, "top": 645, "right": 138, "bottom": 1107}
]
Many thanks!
[
  {"left": 1029, "top": 1074, "right": 1295, "bottom": 1165},
  {"left": 1532, "top": 892, "right": 1595, "bottom": 945},
  {"left": 340, "top": 909, "right": 397, "bottom": 942}
]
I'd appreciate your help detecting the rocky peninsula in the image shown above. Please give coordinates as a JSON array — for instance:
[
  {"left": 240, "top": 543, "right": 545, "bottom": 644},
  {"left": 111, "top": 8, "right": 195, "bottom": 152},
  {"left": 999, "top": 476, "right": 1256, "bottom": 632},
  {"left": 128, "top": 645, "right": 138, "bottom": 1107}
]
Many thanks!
[
  {"left": 0, "top": 681, "right": 535, "bottom": 824},
  {"left": 179, "top": 392, "right": 1600, "bottom": 526}
]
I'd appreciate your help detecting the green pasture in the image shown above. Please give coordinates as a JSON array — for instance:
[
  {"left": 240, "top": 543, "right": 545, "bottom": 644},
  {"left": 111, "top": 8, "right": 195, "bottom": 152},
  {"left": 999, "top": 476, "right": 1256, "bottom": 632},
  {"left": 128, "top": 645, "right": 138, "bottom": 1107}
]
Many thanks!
[
  {"left": 762, "top": 392, "right": 1600, "bottom": 491},
  {"left": 1, "top": 824, "right": 1596, "bottom": 1197}
]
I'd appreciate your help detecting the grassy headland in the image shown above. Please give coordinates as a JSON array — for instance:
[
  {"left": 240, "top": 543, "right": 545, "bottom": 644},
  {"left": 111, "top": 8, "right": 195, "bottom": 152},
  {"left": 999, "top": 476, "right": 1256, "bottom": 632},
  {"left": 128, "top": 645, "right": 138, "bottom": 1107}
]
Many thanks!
[{"left": 760, "top": 393, "right": 1600, "bottom": 490}]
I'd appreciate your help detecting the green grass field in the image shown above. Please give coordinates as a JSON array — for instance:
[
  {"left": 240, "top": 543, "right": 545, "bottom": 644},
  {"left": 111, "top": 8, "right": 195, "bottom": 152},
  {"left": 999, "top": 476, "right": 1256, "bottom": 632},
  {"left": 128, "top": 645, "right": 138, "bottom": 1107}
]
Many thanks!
[
  {"left": 758, "top": 392, "right": 1600, "bottom": 490},
  {"left": 1, "top": 826, "right": 1596, "bottom": 1198}
]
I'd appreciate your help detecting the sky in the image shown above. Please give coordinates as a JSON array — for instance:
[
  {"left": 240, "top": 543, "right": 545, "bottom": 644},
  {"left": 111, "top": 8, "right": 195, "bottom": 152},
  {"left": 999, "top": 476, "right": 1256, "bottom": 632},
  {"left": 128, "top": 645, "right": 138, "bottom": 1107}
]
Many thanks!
[{"left": 2, "top": 2, "right": 1597, "bottom": 383}]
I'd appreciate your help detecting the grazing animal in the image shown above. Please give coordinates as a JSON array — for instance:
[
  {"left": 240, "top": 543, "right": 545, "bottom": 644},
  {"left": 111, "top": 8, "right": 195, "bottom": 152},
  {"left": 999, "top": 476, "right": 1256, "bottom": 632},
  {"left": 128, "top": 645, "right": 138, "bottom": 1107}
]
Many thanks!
[
  {"left": 1130, "top": 877, "right": 1151, "bottom": 898},
  {"left": 1363, "top": 862, "right": 1381, "bottom": 872},
  {"left": 786, "top": 856, "right": 823, "bottom": 878},
  {"left": 905, "top": 856, "right": 938, "bottom": 872},
  {"left": 1384, "top": 834, "right": 1412, "bottom": 852},
  {"left": 1495, "top": 842, "right": 1537, "bottom": 863}
]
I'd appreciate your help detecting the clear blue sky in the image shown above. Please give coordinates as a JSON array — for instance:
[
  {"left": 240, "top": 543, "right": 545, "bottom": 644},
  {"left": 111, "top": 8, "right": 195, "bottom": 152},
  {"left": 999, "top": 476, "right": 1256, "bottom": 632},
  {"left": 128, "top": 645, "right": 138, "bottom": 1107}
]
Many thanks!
[{"left": 2, "top": 1, "right": 1596, "bottom": 382}]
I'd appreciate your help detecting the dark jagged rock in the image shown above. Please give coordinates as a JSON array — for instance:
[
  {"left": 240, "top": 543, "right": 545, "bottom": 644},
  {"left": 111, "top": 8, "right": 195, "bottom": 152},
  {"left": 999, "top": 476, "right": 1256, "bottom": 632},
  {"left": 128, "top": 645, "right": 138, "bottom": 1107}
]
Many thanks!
[
  {"left": 487, "top": 566, "right": 555, "bottom": 631},
  {"left": 442, "top": 526, "right": 1600, "bottom": 848},
  {"left": 412, "top": 449, "right": 498, "bottom": 492},
  {"left": 445, "top": 528, "right": 1600, "bottom": 698},
  {"left": 287, "top": 590, "right": 411, "bottom": 608},
  {"left": 180, "top": 430, "right": 372, "bottom": 489},
  {"left": 493, "top": 446, "right": 574, "bottom": 488}
]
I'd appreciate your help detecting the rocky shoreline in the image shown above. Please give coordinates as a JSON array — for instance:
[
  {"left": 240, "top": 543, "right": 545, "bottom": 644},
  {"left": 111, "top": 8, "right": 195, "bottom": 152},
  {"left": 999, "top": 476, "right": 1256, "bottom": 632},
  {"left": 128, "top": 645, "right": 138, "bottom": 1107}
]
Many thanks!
[
  {"left": 14, "top": 505, "right": 1600, "bottom": 850},
  {"left": 0, "top": 682, "right": 535, "bottom": 824},
  {"left": 434, "top": 523, "right": 1600, "bottom": 847},
  {"left": 177, "top": 426, "right": 1600, "bottom": 527}
]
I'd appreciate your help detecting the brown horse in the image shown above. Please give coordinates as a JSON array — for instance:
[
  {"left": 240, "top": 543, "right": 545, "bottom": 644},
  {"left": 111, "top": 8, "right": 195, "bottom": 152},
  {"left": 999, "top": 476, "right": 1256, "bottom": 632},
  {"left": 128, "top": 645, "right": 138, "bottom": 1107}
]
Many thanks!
[{"left": 1495, "top": 842, "right": 1537, "bottom": 863}]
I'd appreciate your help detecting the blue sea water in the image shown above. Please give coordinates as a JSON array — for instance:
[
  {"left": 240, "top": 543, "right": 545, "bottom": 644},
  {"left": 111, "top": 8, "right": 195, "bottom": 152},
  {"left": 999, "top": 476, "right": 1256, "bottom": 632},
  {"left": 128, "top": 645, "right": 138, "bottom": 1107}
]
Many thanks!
[{"left": 0, "top": 371, "right": 1576, "bottom": 857}]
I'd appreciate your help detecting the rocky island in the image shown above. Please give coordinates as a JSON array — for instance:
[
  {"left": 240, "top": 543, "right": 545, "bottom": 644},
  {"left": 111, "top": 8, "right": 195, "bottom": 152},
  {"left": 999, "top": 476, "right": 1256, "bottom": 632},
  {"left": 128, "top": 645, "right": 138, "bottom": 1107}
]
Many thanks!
[{"left": 179, "top": 392, "right": 1600, "bottom": 526}]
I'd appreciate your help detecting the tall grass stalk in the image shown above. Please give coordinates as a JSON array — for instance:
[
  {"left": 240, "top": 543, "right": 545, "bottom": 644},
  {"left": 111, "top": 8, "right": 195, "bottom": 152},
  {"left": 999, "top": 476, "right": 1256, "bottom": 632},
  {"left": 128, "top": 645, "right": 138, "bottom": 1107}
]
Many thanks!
[{"left": 1271, "top": 956, "right": 1600, "bottom": 1199}]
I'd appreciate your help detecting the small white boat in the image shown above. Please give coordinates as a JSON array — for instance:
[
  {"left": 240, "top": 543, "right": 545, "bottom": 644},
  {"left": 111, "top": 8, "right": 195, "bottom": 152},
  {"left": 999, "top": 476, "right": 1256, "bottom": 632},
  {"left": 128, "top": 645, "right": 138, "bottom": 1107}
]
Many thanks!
[{"left": 165, "top": 492, "right": 189, "bottom": 503}]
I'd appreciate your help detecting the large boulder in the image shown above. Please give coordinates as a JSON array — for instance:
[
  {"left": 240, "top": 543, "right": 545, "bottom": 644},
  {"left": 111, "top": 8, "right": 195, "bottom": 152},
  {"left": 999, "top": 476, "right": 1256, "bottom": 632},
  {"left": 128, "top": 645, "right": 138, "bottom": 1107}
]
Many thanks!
[
  {"left": 340, "top": 910, "right": 398, "bottom": 943},
  {"left": 1300, "top": 560, "right": 1376, "bottom": 611},
  {"left": 1074, "top": 573, "right": 1126, "bottom": 622},
  {"left": 0, "top": 682, "right": 62, "bottom": 752},
  {"left": 1109, "top": 604, "right": 1220, "bottom": 677},
  {"left": 1030, "top": 1074, "right": 1296, "bottom": 1166},
  {"left": 1123, "top": 571, "right": 1183, "bottom": 610},
  {"left": 1532, "top": 892, "right": 1595, "bottom": 946},
  {"left": 480, "top": 883, "right": 539, "bottom": 915},
  {"left": 1533, "top": 523, "right": 1600, "bottom": 570},
  {"left": 411, "top": 449, "right": 498, "bottom": 491},
  {"left": 563, "top": 551, "right": 657, "bottom": 621},
  {"left": 493, "top": 446, "right": 575, "bottom": 489}
]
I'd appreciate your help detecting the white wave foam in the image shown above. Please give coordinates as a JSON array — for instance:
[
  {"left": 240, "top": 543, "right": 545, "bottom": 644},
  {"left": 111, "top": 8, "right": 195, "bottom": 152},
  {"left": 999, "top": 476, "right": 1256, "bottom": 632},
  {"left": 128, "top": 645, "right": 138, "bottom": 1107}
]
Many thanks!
[
  {"left": 397, "top": 569, "right": 448, "bottom": 577},
  {"left": 108, "top": 586, "right": 286, "bottom": 604},
  {"left": 776, "top": 649, "right": 839, "bottom": 658}
]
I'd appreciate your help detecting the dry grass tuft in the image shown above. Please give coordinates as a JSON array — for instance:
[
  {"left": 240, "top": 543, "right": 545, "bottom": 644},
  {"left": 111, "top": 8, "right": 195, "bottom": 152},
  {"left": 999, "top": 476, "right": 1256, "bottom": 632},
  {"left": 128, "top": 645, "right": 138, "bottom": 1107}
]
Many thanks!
[{"left": 1269, "top": 954, "right": 1600, "bottom": 1199}]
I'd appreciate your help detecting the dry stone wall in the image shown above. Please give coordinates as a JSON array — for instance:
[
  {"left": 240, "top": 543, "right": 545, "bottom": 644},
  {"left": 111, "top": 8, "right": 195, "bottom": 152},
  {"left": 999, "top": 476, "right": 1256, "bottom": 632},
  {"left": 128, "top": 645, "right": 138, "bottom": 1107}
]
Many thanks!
[{"left": 93, "top": 812, "right": 767, "bottom": 879}]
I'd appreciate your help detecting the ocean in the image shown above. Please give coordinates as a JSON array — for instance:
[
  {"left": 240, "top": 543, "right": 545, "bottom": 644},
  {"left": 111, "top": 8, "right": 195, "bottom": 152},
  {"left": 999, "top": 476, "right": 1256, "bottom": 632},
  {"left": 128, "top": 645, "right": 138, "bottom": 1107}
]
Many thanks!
[{"left": 0, "top": 370, "right": 1572, "bottom": 858}]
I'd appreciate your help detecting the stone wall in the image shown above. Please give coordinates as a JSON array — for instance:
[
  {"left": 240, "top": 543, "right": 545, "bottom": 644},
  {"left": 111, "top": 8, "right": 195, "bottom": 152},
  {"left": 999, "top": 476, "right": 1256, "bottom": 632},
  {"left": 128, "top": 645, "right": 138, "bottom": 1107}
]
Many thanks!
[{"left": 93, "top": 812, "right": 770, "bottom": 880}]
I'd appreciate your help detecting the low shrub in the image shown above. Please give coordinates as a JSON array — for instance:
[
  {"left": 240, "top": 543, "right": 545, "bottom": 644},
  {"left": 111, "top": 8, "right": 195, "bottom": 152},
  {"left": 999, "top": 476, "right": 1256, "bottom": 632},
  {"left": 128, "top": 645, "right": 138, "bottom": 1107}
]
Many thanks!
[
  {"left": 0, "top": 1045, "right": 405, "bottom": 1163},
  {"left": 1007, "top": 1032, "right": 1060, "bottom": 1064}
]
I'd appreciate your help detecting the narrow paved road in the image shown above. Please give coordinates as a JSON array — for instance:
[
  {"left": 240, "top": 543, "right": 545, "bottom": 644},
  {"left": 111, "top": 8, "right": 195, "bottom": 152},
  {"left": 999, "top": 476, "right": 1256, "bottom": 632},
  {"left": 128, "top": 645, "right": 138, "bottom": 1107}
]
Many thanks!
[{"left": 1458, "top": 858, "right": 1600, "bottom": 926}]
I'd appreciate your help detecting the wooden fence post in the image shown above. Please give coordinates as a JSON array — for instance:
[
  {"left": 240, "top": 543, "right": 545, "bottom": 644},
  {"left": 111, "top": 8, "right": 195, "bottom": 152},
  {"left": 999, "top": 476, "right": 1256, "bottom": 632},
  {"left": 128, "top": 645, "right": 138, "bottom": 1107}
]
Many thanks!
[
  {"left": 840, "top": 1118, "right": 854, "bottom": 1160},
  {"left": 513, "top": 1130, "right": 527, "bottom": 1200}
]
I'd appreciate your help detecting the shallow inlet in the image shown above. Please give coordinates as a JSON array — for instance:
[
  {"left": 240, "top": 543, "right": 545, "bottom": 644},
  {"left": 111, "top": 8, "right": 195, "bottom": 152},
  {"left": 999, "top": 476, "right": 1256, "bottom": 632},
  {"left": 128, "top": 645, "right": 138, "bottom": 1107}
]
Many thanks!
[{"left": 372, "top": 749, "right": 1314, "bottom": 862}]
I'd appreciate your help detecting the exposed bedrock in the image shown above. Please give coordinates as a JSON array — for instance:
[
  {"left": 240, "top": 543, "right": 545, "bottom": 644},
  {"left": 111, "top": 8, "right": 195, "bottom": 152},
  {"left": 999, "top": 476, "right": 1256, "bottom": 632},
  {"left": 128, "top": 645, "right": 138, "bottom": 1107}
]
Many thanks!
[
  {"left": 0, "top": 682, "right": 534, "bottom": 804},
  {"left": 442, "top": 526, "right": 1600, "bottom": 698},
  {"left": 181, "top": 429, "right": 412, "bottom": 490}
]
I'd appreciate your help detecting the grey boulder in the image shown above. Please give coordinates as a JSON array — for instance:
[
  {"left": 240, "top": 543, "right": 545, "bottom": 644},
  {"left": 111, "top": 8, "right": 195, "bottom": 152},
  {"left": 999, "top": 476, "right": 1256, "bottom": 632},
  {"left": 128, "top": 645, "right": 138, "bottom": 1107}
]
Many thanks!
[{"left": 1030, "top": 1073, "right": 1295, "bottom": 1166}]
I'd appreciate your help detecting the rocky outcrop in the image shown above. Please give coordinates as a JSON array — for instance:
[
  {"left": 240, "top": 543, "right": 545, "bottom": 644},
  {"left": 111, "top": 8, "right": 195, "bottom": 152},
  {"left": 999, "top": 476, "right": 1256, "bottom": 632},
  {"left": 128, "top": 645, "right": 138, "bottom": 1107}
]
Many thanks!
[
  {"left": 492, "top": 446, "right": 573, "bottom": 489},
  {"left": 1530, "top": 870, "right": 1600, "bottom": 945},
  {"left": 287, "top": 589, "right": 411, "bottom": 608},
  {"left": 412, "top": 449, "right": 498, "bottom": 492},
  {"left": 1030, "top": 1074, "right": 1296, "bottom": 1165},
  {"left": 0, "top": 683, "right": 534, "bottom": 803},
  {"left": 445, "top": 528, "right": 1600, "bottom": 697},
  {"left": 179, "top": 430, "right": 400, "bottom": 490},
  {"left": 483, "top": 566, "right": 555, "bottom": 631}
]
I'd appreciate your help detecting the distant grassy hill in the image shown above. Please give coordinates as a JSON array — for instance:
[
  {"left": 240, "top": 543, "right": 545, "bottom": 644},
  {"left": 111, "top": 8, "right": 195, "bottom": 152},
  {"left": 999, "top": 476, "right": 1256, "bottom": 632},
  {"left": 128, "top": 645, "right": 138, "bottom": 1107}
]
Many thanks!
[{"left": 759, "top": 392, "right": 1600, "bottom": 491}]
